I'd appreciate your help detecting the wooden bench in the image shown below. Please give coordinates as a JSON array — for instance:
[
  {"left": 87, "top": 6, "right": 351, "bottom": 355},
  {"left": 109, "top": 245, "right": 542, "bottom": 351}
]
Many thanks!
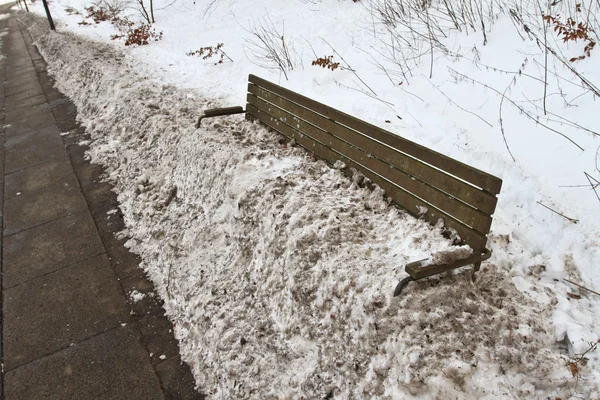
[{"left": 197, "top": 74, "right": 502, "bottom": 296}]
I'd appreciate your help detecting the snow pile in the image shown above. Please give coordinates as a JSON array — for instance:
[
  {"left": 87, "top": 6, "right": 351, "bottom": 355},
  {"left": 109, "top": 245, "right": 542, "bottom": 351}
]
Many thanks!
[
  {"left": 22, "top": 14, "right": 599, "bottom": 399},
  {"left": 421, "top": 245, "right": 473, "bottom": 267},
  {"left": 129, "top": 289, "right": 147, "bottom": 303}
]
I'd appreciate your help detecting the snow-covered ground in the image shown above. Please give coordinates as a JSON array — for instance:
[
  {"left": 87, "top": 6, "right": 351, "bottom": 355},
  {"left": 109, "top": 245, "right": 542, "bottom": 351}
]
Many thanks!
[{"left": 8, "top": 0, "right": 600, "bottom": 397}]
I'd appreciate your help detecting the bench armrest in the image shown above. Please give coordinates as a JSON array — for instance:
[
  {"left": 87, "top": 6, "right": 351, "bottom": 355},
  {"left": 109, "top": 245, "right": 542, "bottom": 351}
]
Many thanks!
[{"left": 196, "top": 106, "right": 245, "bottom": 128}]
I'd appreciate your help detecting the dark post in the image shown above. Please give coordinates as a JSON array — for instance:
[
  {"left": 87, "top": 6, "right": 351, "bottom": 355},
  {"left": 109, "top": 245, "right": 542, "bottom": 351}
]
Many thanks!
[
  {"left": 23, "top": 0, "right": 30, "bottom": 12},
  {"left": 42, "top": 0, "right": 55, "bottom": 31}
]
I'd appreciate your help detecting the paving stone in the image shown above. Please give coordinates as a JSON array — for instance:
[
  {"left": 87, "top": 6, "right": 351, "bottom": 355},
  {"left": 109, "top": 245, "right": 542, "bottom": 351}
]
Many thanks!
[
  {"left": 3, "top": 326, "right": 165, "bottom": 400},
  {"left": 155, "top": 355, "right": 204, "bottom": 400},
  {"left": 4, "top": 124, "right": 64, "bottom": 151},
  {"left": 2, "top": 211, "right": 106, "bottom": 288},
  {"left": 4, "top": 143, "right": 69, "bottom": 174},
  {"left": 5, "top": 66, "right": 36, "bottom": 79},
  {"left": 2, "top": 254, "right": 131, "bottom": 370},
  {"left": 138, "top": 314, "right": 181, "bottom": 369},
  {"left": 4, "top": 102, "right": 54, "bottom": 128},
  {"left": 121, "top": 272, "right": 165, "bottom": 319},
  {"left": 91, "top": 200, "right": 145, "bottom": 279},
  {"left": 5, "top": 79, "right": 44, "bottom": 98},
  {"left": 5, "top": 92, "right": 47, "bottom": 111},
  {"left": 68, "top": 145, "right": 119, "bottom": 210},
  {"left": 4, "top": 72, "right": 38, "bottom": 92},
  {"left": 49, "top": 97, "right": 79, "bottom": 132},
  {"left": 3, "top": 159, "right": 89, "bottom": 233}
]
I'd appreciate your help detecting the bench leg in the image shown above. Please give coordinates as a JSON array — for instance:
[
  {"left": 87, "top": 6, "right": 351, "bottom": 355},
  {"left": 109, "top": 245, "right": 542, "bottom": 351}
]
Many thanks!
[{"left": 471, "top": 261, "right": 482, "bottom": 282}]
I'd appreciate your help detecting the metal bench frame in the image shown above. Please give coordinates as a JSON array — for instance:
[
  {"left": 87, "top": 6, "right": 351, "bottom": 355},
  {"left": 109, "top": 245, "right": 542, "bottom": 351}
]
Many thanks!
[{"left": 196, "top": 74, "right": 502, "bottom": 296}]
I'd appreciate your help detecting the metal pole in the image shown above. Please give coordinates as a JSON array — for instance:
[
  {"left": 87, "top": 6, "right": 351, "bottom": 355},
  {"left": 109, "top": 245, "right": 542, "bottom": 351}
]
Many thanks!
[{"left": 41, "top": 0, "right": 55, "bottom": 31}]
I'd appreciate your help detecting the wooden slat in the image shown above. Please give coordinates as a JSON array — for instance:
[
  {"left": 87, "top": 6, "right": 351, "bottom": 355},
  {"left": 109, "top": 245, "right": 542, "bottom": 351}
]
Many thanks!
[
  {"left": 249, "top": 84, "right": 498, "bottom": 215},
  {"left": 249, "top": 74, "right": 502, "bottom": 195},
  {"left": 246, "top": 103, "right": 489, "bottom": 251},
  {"left": 248, "top": 93, "right": 493, "bottom": 235}
]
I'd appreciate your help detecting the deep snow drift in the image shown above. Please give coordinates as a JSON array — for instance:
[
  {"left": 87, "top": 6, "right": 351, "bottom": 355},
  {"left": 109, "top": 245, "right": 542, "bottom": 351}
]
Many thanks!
[{"left": 15, "top": 12, "right": 599, "bottom": 398}]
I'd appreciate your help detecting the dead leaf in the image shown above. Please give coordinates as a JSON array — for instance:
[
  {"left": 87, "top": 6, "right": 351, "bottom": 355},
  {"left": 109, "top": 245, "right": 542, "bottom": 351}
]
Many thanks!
[
  {"left": 567, "top": 292, "right": 581, "bottom": 299},
  {"left": 569, "top": 361, "right": 578, "bottom": 377}
]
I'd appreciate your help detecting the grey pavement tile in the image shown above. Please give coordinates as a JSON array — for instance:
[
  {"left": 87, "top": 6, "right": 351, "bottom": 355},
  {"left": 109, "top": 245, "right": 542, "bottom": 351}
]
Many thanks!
[
  {"left": 138, "top": 314, "right": 182, "bottom": 369},
  {"left": 5, "top": 79, "right": 44, "bottom": 98},
  {"left": 5, "top": 93, "right": 47, "bottom": 111},
  {"left": 155, "top": 355, "right": 204, "bottom": 400},
  {"left": 5, "top": 66, "right": 36, "bottom": 80},
  {"left": 3, "top": 159, "right": 89, "bottom": 233},
  {"left": 49, "top": 98, "right": 79, "bottom": 132},
  {"left": 2, "top": 254, "right": 131, "bottom": 371},
  {"left": 4, "top": 102, "right": 54, "bottom": 127},
  {"left": 2, "top": 211, "right": 106, "bottom": 288},
  {"left": 5, "top": 104, "right": 58, "bottom": 134},
  {"left": 91, "top": 200, "right": 144, "bottom": 280},
  {"left": 67, "top": 143, "right": 117, "bottom": 206},
  {"left": 4, "top": 124, "right": 64, "bottom": 151},
  {"left": 3, "top": 326, "right": 165, "bottom": 400},
  {"left": 6, "top": 86, "right": 45, "bottom": 102},
  {"left": 4, "top": 73, "right": 39, "bottom": 93},
  {"left": 6, "top": 87, "right": 45, "bottom": 103},
  {"left": 4, "top": 143, "right": 69, "bottom": 174},
  {"left": 121, "top": 272, "right": 165, "bottom": 319}
]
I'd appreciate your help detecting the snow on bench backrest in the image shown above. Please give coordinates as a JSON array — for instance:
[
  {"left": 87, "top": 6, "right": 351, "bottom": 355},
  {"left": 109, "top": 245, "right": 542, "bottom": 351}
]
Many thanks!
[{"left": 245, "top": 74, "right": 502, "bottom": 253}]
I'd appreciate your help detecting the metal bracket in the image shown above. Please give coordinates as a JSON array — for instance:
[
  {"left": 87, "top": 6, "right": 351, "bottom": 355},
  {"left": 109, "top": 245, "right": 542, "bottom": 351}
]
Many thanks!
[
  {"left": 393, "top": 248, "right": 492, "bottom": 296},
  {"left": 196, "top": 106, "right": 245, "bottom": 128}
]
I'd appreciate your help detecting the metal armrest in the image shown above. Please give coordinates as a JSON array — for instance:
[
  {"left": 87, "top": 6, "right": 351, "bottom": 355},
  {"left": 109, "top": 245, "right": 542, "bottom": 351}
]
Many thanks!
[
  {"left": 394, "top": 249, "right": 492, "bottom": 296},
  {"left": 196, "top": 106, "right": 245, "bottom": 128}
]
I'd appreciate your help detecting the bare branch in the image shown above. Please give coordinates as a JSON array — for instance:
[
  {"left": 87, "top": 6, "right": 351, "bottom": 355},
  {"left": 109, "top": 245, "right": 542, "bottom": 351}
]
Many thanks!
[{"left": 536, "top": 201, "right": 579, "bottom": 224}]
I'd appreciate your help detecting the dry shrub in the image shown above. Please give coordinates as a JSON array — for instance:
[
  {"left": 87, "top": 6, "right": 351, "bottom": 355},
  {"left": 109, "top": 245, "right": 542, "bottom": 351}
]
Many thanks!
[
  {"left": 186, "top": 43, "right": 233, "bottom": 64},
  {"left": 244, "top": 16, "right": 297, "bottom": 80},
  {"left": 85, "top": 5, "right": 113, "bottom": 23},
  {"left": 312, "top": 55, "right": 341, "bottom": 71},
  {"left": 543, "top": 7, "right": 596, "bottom": 62},
  {"left": 111, "top": 23, "right": 163, "bottom": 46}
]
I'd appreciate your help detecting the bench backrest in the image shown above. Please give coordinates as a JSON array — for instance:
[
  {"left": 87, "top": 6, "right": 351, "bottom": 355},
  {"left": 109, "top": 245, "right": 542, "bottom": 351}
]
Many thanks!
[{"left": 246, "top": 74, "right": 502, "bottom": 252}]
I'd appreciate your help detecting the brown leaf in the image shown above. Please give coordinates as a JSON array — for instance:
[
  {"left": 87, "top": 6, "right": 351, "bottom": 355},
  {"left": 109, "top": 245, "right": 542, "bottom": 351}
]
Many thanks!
[
  {"left": 567, "top": 292, "right": 581, "bottom": 299},
  {"left": 570, "top": 361, "right": 578, "bottom": 377}
]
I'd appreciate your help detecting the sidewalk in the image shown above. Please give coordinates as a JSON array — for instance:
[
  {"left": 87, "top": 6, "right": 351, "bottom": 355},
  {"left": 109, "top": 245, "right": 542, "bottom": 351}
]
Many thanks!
[{"left": 1, "top": 8, "right": 201, "bottom": 399}]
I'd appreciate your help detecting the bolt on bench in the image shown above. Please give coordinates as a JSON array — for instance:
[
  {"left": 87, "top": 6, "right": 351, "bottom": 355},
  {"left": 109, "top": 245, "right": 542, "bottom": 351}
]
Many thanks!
[{"left": 197, "top": 74, "right": 502, "bottom": 296}]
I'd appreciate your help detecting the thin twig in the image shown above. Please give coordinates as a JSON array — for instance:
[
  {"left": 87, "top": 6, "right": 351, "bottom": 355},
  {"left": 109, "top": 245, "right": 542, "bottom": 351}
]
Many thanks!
[
  {"left": 521, "top": 92, "right": 600, "bottom": 137},
  {"left": 427, "top": 78, "right": 493, "bottom": 127},
  {"left": 541, "top": 0, "right": 549, "bottom": 115},
  {"left": 449, "top": 68, "right": 585, "bottom": 151},
  {"left": 584, "top": 172, "right": 600, "bottom": 202},
  {"left": 320, "top": 37, "right": 378, "bottom": 96},
  {"left": 536, "top": 201, "right": 579, "bottom": 223},
  {"left": 333, "top": 79, "right": 395, "bottom": 110},
  {"left": 499, "top": 76, "right": 517, "bottom": 161},
  {"left": 564, "top": 279, "right": 600, "bottom": 297}
]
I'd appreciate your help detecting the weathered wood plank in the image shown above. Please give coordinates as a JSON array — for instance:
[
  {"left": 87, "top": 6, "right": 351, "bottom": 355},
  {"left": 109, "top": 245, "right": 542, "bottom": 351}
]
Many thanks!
[
  {"left": 246, "top": 103, "right": 489, "bottom": 251},
  {"left": 247, "top": 93, "right": 493, "bottom": 234},
  {"left": 249, "top": 74, "right": 503, "bottom": 195},
  {"left": 248, "top": 84, "right": 498, "bottom": 214}
]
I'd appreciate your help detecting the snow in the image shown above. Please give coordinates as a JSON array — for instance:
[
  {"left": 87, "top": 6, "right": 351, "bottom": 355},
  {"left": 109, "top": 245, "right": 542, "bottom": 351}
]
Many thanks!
[
  {"left": 129, "top": 289, "right": 147, "bottom": 303},
  {"left": 14, "top": 0, "right": 600, "bottom": 396}
]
